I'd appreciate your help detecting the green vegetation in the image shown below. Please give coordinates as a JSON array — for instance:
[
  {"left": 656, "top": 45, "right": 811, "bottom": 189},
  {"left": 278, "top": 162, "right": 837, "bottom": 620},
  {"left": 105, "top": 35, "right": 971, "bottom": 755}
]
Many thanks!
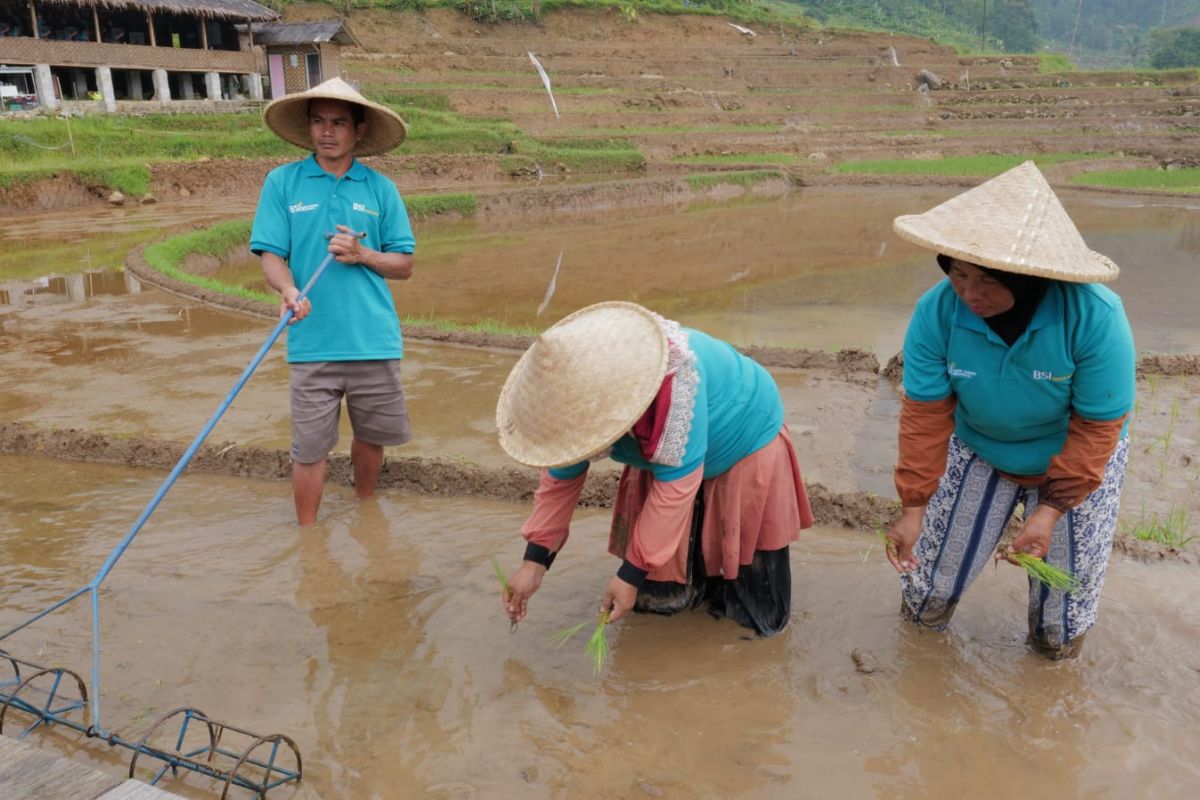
[
  {"left": 407, "top": 193, "right": 478, "bottom": 219},
  {"left": 1011, "top": 553, "right": 1081, "bottom": 592},
  {"left": 0, "top": 95, "right": 645, "bottom": 188},
  {"left": 1034, "top": 52, "right": 1075, "bottom": 73},
  {"left": 835, "top": 152, "right": 1107, "bottom": 177},
  {"left": 1072, "top": 168, "right": 1200, "bottom": 194},
  {"left": 674, "top": 153, "right": 798, "bottom": 165},
  {"left": 585, "top": 610, "right": 611, "bottom": 674},
  {"left": 686, "top": 169, "right": 788, "bottom": 190},
  {"left": 142, "top": 220, "right": 273, "bottom": 304},
  {"left": 488, "top": 555, "right": 510, "bottom": 598},
  {"left": 1127, "top": 508, "right": 1196, "bottom": 548}
]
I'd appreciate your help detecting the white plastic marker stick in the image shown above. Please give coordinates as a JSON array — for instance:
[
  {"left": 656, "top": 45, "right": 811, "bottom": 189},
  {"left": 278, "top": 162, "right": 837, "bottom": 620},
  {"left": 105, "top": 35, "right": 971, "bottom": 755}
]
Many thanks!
[
  {"left": 537, "top": 247, "right": 564, "bottom": 316},
  {"left": 528, "top": 51, "right": 560, "bottom": 119}
]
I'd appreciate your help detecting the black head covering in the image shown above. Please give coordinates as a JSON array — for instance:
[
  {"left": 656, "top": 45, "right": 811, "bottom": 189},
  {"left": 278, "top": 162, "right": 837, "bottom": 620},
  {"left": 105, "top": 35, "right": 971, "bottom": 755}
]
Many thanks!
[{"left": 937, "top": 254, "right": 1052, "bottom": 346}]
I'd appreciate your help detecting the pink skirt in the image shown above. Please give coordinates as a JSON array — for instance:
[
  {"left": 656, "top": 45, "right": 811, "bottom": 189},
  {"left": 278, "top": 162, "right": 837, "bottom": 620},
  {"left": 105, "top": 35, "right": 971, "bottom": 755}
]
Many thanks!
[{"left": 608, "top": 429, "right": 814, "bottom": 584}]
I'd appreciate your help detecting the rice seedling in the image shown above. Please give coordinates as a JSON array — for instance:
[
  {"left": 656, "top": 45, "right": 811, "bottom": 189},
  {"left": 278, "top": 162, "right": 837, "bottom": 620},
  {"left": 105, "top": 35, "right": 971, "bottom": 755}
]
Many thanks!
[
  {"left": 547, "top": 620, "right": 589, "bottom": 649},
  {"left": 876, "top": 527, "right": 898, "bottom": 559},
  {"left": 1127, "top": 507, "right": 1196, "bottom": 548},
  {"left": 488, "top": 555, "right": 510, "bottom": 599},
  {"left": 585, "top": 610, "right": 612, "bottom": 675},
  {"left": 1011, "top": 552, "right": 1081, "bottom": 592}
]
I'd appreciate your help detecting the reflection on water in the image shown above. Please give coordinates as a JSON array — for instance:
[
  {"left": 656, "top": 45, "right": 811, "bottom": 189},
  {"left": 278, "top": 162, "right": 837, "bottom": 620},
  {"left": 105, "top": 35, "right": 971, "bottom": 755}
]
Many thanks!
[
  {"left": 406, "top": 187, "right": 1200, "bottom": 355},
  {"left": 4, "top": 189, "right": 1198, "bottom": 355},
  {"left": 1, "top": 455, "right": 1198, "bottom": 799}
]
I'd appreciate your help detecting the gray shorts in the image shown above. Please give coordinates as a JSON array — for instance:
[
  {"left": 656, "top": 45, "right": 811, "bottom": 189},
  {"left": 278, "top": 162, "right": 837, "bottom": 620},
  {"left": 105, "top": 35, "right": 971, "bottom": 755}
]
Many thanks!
[{"left": 289, "top": 360, "right": 412, "bottom": 464}]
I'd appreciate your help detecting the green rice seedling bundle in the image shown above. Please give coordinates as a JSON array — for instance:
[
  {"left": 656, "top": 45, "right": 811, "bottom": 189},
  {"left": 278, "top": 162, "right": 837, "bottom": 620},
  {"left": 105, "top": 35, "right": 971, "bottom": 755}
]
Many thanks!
[
  {"left": 1011, "top": 552, "right": 1081, "bottom": 592},
  {"left": 876, "top": 527, "right": 898, "bottom": 558},
  {"left": 547, "top": 620, "right": 588, "bottom": 649},
  {"left": 488, "top": 555, "right": 509, "bottom": 599},
  {"left": 585, "top": 610, "right": 611, "bottom": 675}
]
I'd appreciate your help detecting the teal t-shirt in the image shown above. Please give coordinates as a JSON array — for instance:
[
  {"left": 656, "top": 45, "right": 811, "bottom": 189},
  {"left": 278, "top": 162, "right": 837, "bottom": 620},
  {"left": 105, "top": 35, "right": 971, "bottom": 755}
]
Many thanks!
[
  {"left": 249, "top": 155, "right": 415, "bottom": 363},
  {"left": 903, "top": 279, "right": 1136, "bottom": 476},
  {"left": 550, "top": 329, "right": 784, "bottom": 482}
]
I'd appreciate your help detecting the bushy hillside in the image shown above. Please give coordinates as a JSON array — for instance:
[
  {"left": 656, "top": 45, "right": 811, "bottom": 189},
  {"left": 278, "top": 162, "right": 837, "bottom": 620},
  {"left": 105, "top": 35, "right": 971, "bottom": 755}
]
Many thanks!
[{"left": 788, "top": 1, "right": 1200, "bottom": 65}]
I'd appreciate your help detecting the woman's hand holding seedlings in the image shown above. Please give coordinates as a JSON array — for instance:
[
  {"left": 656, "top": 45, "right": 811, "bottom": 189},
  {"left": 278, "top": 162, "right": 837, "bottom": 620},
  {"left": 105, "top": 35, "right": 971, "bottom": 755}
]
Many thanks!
[
  {"left": 601, "top": 576, "right": 638, "bottom": 623},
  {"left": 1010, "top": 504, "right": 1061, "bottom": 562},
  {"left": 886, "top": 506, "right": 925, "bottom": 574},
  {"left": 504, "top": 561, "right": 547, "bottom": 623}
]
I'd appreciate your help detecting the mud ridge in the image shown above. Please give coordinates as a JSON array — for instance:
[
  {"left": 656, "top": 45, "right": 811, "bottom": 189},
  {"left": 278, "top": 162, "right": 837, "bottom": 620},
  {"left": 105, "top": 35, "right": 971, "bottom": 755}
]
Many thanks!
[
  {"left": 3, "top": 421, "right": 1193, "bottom": 564},
  {"left": 0, "top": 421, "right": 884, "bottom": 529}
]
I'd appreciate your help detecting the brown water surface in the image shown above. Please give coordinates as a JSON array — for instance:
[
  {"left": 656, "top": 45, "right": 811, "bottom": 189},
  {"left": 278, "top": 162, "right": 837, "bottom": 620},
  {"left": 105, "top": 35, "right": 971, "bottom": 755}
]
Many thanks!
[
  {"left": 170, "top": 188, "right": 1200, "bottom": 357},
  {"left": 1, "top": 455, "right": 1197, "bottom": 799}
]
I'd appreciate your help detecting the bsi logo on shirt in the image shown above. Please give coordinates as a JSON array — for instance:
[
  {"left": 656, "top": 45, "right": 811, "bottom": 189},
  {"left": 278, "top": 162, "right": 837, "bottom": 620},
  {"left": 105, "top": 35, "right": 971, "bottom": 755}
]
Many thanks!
[
  {"left": 948, "top": 362, "right": 977, "bottom": 379},
  {"left": 353, "top": 202, "right": 380, "bottom": 217},
  {"left": 1032, "top": 370, "right": 1073, "bottom": 382},
  {"left": 288, "top": 201, "right": 319, "bottom": 214}
]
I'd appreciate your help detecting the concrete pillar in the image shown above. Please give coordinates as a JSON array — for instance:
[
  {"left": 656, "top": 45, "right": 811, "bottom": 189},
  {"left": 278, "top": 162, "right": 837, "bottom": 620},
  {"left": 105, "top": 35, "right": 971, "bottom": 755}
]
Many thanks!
[
  {"left": 246, "top": 72, "right": 263, "bottom": 101},
  {"left": 72, "top": 69, "right": 88, "bottom": 100},
  {"left": 204, "top": 71, "right": 221, "bottom": 100},
  {"left": 66, "top": 274, "right": 86, "bottom": 303},
  {"left": 152, "top": 69, "right": 170, "bottom": 102},
  {"left": 179, "top": 75, "right": 194, "bottom": 101},
  {"left": 128, "top": 70, "right": 143, "bottom": 101},
  {"left": 33, "top": 63, "right": 58, "bottom": 109},
  {"left": 95, "top": 66, "right": 116, "bottom": 112}
]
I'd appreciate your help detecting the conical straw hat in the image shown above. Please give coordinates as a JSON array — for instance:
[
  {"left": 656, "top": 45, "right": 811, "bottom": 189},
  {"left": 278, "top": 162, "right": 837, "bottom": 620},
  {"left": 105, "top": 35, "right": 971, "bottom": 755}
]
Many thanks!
[
  {"left": 893, "top": 161, "right": 1118, "bottom": 283},
  {"left": 496, "top": 302, "right": 670, "bottom": 469},
  {"left": 263, "top": 77, "right": 407, "bottom": 157}
]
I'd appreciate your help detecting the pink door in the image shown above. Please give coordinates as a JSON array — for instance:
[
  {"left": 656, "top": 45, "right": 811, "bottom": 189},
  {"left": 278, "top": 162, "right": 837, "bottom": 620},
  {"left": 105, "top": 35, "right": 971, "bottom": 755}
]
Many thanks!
[{"left": 268, "top": 54, "right": 285, "bottom": 99}]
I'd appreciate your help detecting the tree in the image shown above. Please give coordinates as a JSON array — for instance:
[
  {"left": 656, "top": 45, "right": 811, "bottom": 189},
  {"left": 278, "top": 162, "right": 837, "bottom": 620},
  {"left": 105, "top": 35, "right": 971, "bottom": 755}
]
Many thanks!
[
  {"left": 1150, "top": 27, "right": 1200, "bottom": 68},
  {"left": 991, "top": 0, "right": 1039, "bottom": 52}
]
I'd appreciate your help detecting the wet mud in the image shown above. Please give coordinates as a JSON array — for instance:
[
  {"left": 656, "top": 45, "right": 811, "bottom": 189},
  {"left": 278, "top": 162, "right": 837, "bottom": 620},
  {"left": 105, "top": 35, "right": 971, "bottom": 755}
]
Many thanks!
[
  {"left": 1, "top": 420, "right": 1192, "bottom": 565},
  {"left": 2, "top": 455, "right": 1198, "bottom": 799}
]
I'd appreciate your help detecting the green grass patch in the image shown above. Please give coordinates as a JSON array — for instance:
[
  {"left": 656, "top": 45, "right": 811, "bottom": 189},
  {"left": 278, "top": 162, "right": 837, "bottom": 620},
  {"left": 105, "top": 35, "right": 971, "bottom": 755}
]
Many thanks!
[
  {"left": 674, "top": 153, "right": 798, "bottom": 166},
  {"left": 401, "top": 313, "right": 540, "bottom": 337},
  {"left": 1035, "top": 52, "right": 1077, "bottom": 73},
  {"left": 835, "top": 152, "right": 1109, "bottom": 177},
  {"left": 1071, "top": 167, "right": 1200, "bottom": 194},
  {"left": 685, "top": 169, "right": 787, "bottom": 191},
  {"left": 142, "top": 219, "right": 272, "bottom": 304},
  {"left": 406, "top": 192, "right": 478, "bottom": 219},
  {"left": 1126, "top": 508, "right": 1196, "bottom": 548}
]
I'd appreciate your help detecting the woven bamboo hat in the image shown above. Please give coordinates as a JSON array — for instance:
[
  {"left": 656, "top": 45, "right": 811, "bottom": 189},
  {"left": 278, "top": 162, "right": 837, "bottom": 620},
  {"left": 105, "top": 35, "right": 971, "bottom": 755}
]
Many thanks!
[
  {"left": 263, "top": 77, "right": 407, "bottom": 157},
  {"left": 893, "top": 160, "right": 1118, "bottom": 283},
  {"left": 496, "top": 302, "right": 670, "bottom": 469}
]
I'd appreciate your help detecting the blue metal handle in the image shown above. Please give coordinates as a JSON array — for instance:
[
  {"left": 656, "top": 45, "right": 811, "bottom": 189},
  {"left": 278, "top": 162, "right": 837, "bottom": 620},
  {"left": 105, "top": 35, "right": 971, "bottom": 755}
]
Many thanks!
[{"left": 2, "top": 246, "right": 339, "bottom": 733}]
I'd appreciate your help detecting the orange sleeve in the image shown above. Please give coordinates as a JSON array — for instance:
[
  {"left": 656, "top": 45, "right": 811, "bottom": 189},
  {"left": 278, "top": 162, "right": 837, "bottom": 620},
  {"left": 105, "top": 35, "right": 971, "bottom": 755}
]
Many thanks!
[
  {"left": 1040, "top": 413, "right": 1127, "bottom": 512},
  {"left": 521, "top": 468, "right": 588, "bottom": 556},
  {"left": 894, "top": 395, "right": 957, "bottom": 507},
  {"left": 624, "top": 466, "right": 704, "bottom": 574}
]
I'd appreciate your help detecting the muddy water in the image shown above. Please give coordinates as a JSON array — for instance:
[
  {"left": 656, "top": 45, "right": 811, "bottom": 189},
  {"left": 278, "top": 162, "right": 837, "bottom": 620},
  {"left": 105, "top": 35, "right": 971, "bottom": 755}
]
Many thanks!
[
  {"left": 202, "top": 187, "right": 1200, "bottom": 357},
  {"left": 1, "top": 454, "right": 1197, "bottom": 799},
  {"left": 0, "top": 282, "right": 885, "bottom": 492}
]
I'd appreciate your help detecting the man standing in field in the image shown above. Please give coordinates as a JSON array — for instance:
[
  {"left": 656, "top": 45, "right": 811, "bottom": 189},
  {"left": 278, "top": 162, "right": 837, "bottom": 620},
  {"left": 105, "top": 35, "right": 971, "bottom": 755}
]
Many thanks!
[{"left": 251, "top": 77, "right": 416, "bottom": 525}]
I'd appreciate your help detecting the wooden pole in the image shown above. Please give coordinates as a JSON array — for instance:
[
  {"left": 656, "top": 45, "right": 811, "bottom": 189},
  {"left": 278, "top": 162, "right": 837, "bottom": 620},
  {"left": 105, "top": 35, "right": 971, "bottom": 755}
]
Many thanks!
[
  {"left": 200, "top": 17, "right": 208, "bottom": 50},
  {"left": 147, "top": 12, "right": 156, "bottom": 47},
  {"left": 28, "top": 0, "right": 38, "bottom": 39},
  {"left": 247, "top": 17, "right": 254, "bottom": 48},
  {"left": 92, "top": 6, "right": 101, "bottom": 42}
]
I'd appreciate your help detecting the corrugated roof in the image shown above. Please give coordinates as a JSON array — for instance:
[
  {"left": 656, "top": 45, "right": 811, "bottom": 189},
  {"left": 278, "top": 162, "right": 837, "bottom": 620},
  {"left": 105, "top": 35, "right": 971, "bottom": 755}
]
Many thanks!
[
  {"left": 34, "top": 0, "right": 279, "bottom": 23},
  {"left": 250, "top": 20, "right": 359, "bottom": 47}
]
